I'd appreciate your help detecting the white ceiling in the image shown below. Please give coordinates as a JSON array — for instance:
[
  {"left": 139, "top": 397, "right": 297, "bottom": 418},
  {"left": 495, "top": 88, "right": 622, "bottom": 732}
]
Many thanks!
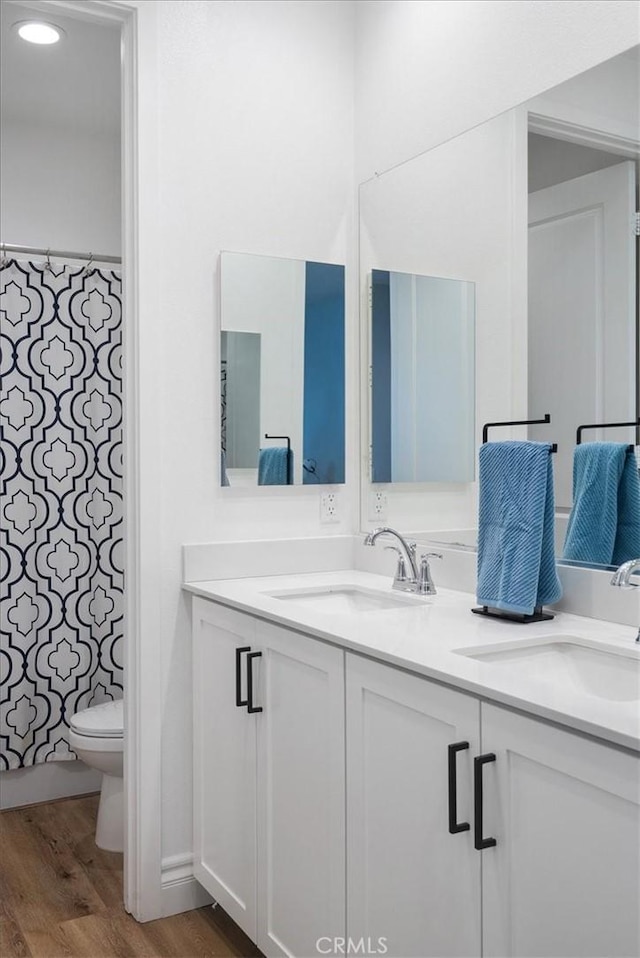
[{"left": 1, "top": 1, "right": 121, "bottom": 135}]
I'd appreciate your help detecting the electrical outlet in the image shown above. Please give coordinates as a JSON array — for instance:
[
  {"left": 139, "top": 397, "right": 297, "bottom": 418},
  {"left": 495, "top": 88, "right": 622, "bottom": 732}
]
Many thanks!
[
  {"left": 369, "top": 490, "right": 388, "bottom": 521},
  {"left": 320, "top": 492, "right": 340, "bottom": 524}
]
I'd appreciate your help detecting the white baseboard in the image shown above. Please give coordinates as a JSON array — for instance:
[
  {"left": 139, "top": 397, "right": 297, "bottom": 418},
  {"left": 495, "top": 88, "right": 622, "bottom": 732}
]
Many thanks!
[
  {"left": 161, "top": 853, "right": 213, "bottom": 917},
  {"left": 0, "top": 761, "right": 102, "bottom": 809}
]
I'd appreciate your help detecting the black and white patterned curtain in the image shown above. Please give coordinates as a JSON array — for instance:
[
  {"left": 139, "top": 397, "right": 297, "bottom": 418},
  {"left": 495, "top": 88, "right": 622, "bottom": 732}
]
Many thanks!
[{"left": 1, "top": 259, "right": 123, "bottom": 769}]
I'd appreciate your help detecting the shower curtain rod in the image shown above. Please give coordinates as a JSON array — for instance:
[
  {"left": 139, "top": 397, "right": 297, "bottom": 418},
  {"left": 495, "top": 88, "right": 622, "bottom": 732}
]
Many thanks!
[{"left": 1, "top": 242, "right": 121, "bottom": 265}]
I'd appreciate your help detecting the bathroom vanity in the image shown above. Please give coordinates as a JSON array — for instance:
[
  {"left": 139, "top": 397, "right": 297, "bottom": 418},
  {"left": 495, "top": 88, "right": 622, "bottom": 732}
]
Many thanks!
[{"left": 185, "top": 572, "right": 639, "bottom": 958}]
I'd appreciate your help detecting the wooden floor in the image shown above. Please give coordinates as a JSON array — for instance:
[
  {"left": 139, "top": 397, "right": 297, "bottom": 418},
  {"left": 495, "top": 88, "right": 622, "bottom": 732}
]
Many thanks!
[{"left": 0, "top": 794, "right": 261, "bottom": 958}]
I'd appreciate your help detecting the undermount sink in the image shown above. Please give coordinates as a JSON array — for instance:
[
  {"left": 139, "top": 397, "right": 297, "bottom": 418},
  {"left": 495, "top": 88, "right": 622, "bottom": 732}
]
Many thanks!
[
  {"left": 454, "top": 637, "right": 640, "bottom": 703},
  {"left": 265, "top": 585, "right": 424, "bottom": 614}
]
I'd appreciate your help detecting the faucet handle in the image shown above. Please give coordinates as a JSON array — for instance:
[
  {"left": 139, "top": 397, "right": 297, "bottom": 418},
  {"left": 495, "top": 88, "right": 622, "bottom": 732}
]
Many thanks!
[
  {"left": 417, "top": 552, "right": 442, "bottom": 596},
  {"left": 384, "top": 546, "right": 410, "bottom": 584}
]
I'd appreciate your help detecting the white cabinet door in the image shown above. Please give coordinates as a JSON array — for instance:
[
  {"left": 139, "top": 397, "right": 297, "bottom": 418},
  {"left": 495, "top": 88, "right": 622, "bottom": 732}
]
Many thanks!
[
  {"left": 346, "top": 653, "right": 481, "bottom": 958},
  {"left": 482, "top": 703, "right": 640, "bottom": 958},
  {"left": 192, "top": 598, "right": 258, "bottom": 939},
  {"left": 256, "top": 620, "right": 346, "bottom": 958}
]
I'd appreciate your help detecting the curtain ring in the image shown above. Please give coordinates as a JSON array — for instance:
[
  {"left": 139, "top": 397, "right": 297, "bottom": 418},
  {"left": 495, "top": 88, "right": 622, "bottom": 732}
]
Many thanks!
[
  {"left": 83, "top": 253, "right": 94, "bottom": 277},
  {"left": 45, "top": 248, "right": 52, "bottom": 272},
  {"left": 0, "top": 244, "right": 8, "bottom": 268}
]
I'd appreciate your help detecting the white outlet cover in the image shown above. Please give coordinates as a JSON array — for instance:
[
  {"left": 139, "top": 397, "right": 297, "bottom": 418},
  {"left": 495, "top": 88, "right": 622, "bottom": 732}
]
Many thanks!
[
  {"left": 320, "top": 492, "right": 340, "bottom": 524},
  {"left": 369, "top": 491, "right": 388, "bottom": 521}
]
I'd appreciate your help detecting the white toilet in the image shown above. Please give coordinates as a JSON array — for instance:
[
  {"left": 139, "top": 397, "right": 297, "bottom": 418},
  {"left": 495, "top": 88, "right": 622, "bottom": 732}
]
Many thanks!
[{"left": 69, "top": 698, "right": 124, "bottom": 852}]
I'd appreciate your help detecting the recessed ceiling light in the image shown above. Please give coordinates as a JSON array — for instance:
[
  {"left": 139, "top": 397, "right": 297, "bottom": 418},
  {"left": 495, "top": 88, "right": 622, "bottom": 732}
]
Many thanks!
[{"left": 15, "top": 21, "right": 64, "bottom": 45}]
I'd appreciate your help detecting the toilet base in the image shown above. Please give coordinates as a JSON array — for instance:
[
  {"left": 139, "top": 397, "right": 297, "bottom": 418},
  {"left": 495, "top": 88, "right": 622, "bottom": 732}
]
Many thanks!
[{"left": 95, "top": 772, "right": 124, "bottom": 852}]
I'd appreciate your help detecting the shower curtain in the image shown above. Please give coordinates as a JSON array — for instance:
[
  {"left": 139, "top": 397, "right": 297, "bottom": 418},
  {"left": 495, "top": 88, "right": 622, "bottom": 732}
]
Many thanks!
[{"left": 0, "top": 258, "right": 124, "bottom": 769}]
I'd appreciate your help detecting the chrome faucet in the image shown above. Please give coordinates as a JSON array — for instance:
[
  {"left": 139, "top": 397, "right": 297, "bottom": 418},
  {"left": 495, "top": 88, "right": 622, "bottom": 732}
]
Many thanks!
[
  {"left": 610, "top": 558, "right": 640, "bottom": 642},
  {"left": 364, "top": 527, "right": 442, "bottom": 595}
]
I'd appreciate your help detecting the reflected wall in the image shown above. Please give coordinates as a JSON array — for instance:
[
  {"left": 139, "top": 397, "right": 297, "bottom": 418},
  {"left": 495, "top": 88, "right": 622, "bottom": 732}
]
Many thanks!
[{"left": 371, "top": 269, "right": 475, "bottom": 483}]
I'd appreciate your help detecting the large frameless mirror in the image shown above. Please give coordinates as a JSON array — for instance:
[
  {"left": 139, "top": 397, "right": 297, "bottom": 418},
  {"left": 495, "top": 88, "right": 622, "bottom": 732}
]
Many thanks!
[
  {"left": 220, "top": 251, "right": 345, "bottom": 487},
  {"left": 360, "top": 45, "right": 639, "bottom": 569}
]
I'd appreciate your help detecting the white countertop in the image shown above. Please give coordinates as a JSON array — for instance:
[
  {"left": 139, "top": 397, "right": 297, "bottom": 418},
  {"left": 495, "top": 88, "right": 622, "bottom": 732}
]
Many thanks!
[{"left": 184, "top": 570, "right": 640, "bottom": 753}]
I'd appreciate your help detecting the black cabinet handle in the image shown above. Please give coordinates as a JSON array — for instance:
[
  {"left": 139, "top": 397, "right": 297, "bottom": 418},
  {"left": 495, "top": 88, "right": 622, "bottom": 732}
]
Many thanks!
[
  {"left": 448, "top": 742, "right": 470, "bottom": 834},
  {"left": 246, "top": 651, "right": 263, "bottom": 714},
  {"left": 474, "top": 753, "right": 497, "bottom": 850},
  {"left": 235, "top": 647, "right": 251, "bottom": 707}
]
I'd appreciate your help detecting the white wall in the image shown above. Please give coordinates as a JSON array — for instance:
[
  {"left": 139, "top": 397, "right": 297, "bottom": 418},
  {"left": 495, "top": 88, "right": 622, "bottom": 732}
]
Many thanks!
[
  {"left": 528, "top": 45, "right": 640, "bottom": 143},
  {"left": 0, "top": 760, "right": 102, "bottom": 810},
  {"left": 355, "top": 0, "right": 639, "bottom": 181},
  {"left": 127, "top": 0, "right": 356, "bottom": 876},
  {"left": 0, "top": 120, "right": 121, "bottom": 255}
]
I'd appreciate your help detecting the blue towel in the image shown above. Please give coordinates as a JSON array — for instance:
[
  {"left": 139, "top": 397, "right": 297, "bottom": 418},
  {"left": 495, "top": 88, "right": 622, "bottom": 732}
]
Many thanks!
[
  {"left": 258, "top": 446, "right": 292, "bottom": 485},
  {"left": 477, "top": 441, "right": 562, "bottom": 615},
  {"left": 563, "top": 443, "right": 640, "bottom": 565}
]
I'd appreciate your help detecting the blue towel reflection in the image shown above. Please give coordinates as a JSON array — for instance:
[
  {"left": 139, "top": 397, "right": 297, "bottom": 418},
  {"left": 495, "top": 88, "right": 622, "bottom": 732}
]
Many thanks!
[
  {"left": 258, "top": 446, "right": 292, "bottom": 485},
  {"left": 563, "top": 443, "right": 640, "bottom": 565}
]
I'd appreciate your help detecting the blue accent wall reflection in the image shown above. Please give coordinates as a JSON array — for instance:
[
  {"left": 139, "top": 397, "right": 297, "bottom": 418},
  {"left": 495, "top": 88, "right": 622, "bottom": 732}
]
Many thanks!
[
  {"left": 303, "top": 262, "right": 345, "bottom": 484},
  {"left": 371, "top": 269, "right": 392, "bottom": 482}
]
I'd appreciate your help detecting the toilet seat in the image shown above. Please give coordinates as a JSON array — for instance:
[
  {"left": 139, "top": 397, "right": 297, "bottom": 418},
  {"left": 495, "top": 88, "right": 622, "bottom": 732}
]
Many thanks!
[{"left": 70, "top": 699, "right": 123, "bottom": 739}]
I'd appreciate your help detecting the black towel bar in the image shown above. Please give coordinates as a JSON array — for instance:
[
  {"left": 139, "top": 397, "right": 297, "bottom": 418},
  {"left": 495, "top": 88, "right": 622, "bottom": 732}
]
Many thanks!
[
  {"left": 482, "top": 414, "right": 557, "bottom": 452},
  {"left": 575, "top": 420, "right": 639, "bottom": 449}
]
